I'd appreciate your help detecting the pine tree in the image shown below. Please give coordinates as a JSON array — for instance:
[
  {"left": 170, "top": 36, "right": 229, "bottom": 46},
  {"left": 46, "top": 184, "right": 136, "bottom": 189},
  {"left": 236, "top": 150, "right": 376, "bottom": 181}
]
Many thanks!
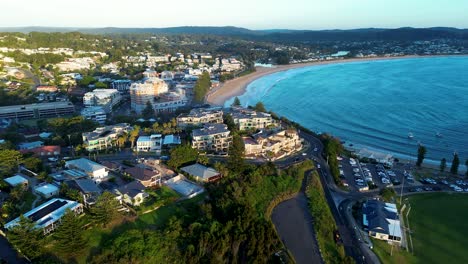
[
  {"left": 142, "top": 101, "right": 154, "bottom": 119},
  {"left": 53, "top": 209, "right": 87, "bottom": 258},
  {"left": 129, "top": 125, "right": 140, "bottom": 148},
  {"left": 416, "top": 145, "right": 427, "bottom": 167},
  {"left": 232, "top": 97, "right": 241, "bottom": 107},
  {"left": 92, "top": 191, "right": 120, "bottom": 227},
  {"left": 228, "top": 133, "right": 245, "bottom": 172},
  {"left": 466, "top": 160, "right": 468, "bottom": 177},
  {"left": 253, "top": 102, "right": 266, "bottom": 112},
  {"left": 7, "top": 215, "right": 43, "bottom": 260},
  {"left": 450, "top": 153, "right": 460, "bottom": 175},
  {"left": 439, "top": 158, "right": 447, "bottom": 172}
]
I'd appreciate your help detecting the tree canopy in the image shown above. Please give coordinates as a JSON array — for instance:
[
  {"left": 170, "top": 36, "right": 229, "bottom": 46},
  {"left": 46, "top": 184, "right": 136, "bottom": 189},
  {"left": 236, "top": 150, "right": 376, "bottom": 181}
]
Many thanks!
[
  {"left": 450, "top": 153, "right": 460, "bottom": 175},
  {"left": 53, "top": 209, "right": 87, "bottom": 258},
  {"left": 416, "top": 145, "right": 427, "bottom": 167},
  {"left": 168, "top": 144, "right": 198, "bottom": 169},
  {"left": 193, "top": 72, "right": 211, "bottom": 103},
  {"left": 7, "top": 215, "right": 43, "bottom": 260},
  {"left": 91, "top": 191, "right": 120, "bottom": 227}
]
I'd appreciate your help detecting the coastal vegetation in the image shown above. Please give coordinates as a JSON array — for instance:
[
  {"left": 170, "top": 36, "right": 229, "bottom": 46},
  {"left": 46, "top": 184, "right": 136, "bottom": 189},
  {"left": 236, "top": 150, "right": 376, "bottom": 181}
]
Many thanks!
[
  {"left": 306, "top": 171, "right": 351, "bottom": 263},
  {"left": 193, "top": 71, "right": 211, "bottom": 103},
  {"left": 321, "top": 134, "right": 344, "bottom": 185},
  {"left": 416, "top": 145, "right": 426, "bottom": 167}
]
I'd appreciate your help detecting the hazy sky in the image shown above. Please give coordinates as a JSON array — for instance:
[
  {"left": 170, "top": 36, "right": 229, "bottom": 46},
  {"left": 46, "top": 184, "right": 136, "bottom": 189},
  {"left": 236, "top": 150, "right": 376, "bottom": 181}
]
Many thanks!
[{"left": 1, "top": 0, "right": 467, "bottom": 29}]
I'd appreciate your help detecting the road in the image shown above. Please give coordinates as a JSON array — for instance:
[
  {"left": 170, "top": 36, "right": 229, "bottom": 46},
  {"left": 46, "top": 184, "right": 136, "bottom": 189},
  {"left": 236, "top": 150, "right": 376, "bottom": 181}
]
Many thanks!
[
  {"left": 0, "top": 236, "right": 29, "bottom": 263},
  {"left": 271, "top": 172, "right": 323, "bottom": 264}
]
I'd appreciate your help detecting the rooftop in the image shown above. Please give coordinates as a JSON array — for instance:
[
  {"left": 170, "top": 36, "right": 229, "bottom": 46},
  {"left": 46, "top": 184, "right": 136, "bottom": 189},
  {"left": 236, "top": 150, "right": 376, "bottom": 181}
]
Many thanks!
[
  {"left": 117, "top": 181, "right": 146, "bottom": 198},
  {"left": 192, "top": 123, "right": 229, "bottom": 137},
  {"left": 180, "top": 107, "right": 223, "bottom": 118},
  {"left": 66, "top": 158, "right": 107, "bottom": 173},
  {"left": 34, "top": 183, "right": 59, "bottom": 196},
  {"left": 363, "top": 200, "right": 402, "bottom": 239},
  {"left": 0, "top": 101, "right": 74, "bottom": 112},
  {"left": 181, "top": 163, "right": 220, "bottom": 180},
  {"left": 231, "top": 107, "right": 271, "bottom": 120},
  {"left": 125, "top": 166, "right": 159, "bottom": 182},
  {"left": 74, "top": 179, "right": 102, "bottom": 193},
  {"left": 5, "top": 198, "right": 82, "bottom": 230},
  {"left": 4, "top": 175, "right": 28, "bottom": 186},
  {"left": 163, "top": 134, "right": 181, "bottom": 145}
]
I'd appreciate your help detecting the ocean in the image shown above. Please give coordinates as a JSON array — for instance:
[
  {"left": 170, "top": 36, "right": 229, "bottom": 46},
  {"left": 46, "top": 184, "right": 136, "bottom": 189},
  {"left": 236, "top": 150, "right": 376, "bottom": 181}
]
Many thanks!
[{"left": 226, "top": 56, "right": 468, "bottom": 165}]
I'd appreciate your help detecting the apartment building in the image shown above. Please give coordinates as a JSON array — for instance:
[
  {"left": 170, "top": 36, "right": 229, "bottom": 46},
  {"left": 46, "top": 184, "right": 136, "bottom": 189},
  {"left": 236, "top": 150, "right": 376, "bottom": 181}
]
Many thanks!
[
  {"left": 81, "top": 106, "right": 107, "bottom": 124},
  {"left": 130, "top": 77, "right": 169, "bottom": 114},
  {"left": 243, "top": 129, "right": 302, "bottom": 160},
  {"left": 231, "top": 107, "right": 276, "bottom": 131},
  {"left": 83, "top": 89, "right": 122, "bottom": 113},
  {"left": 82, "top": 123, "right": 132, "bottom": 151},
  {"left": 177, "top": 107, "right": 224, "bottom": 128},
  {"left": 192, "top": 123, "right": 232, "bottom": 154},
  {"left": 0, "top": 102, "right": 75, "bottom": 121},
  {"left": 136, "top": 134, "right": 163, "bottom": 152}
]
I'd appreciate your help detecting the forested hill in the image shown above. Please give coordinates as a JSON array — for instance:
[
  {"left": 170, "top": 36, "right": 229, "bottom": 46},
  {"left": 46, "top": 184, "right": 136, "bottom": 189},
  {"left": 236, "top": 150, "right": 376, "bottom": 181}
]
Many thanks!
[{"left": 1, "top": 26, "right": 467, "bottom": 41}]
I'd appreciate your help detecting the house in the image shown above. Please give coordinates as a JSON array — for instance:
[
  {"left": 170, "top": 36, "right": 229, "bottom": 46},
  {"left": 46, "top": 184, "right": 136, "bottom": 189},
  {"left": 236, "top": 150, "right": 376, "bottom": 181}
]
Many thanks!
[
  {"left": 191, "top": 123, "right": 232, "bottom": 154},
  {"left": 18, "top": 141, "right": 44, "bottom": 150},
  {"left": 4, "top": 198, "right": 84, "bottom": 235},
  {"left": 19, "top": 145, "right": 61, "bottom": 157},
  {"left": 163, "top": 134, "right": 181, "bottom": 146},
  {"left": 4, "top": 175, "right": 29, "bottom": 188},
  {"left": 71, "top": 179, "right": 102, "bottom": 206},
  {"left": 176, "top": 107, "right": 224, "bottom": 128},
  {"left": 363, "top": 200, "right": 402, "bottom": 244},
  {"left": 136, "top": 134, "right": 162, "bottom": 152},
  {"left": 114, "top": 181, "right": 148, "bottom": 206},
  {"left": 65, "top": 158, "right": 108, "bottom": 182},
  {"left": 180, "top": 163, "right": 221, "bottom": 182},
  {"left": 231, "top": 107, "right": 276, "bottom": 131},
  {"left": 124, "top": 166, "right": 161, "bottom": 187},
  {"left": 36, "top": 85, "right": 58, "bottom": 93},
  {"left": 34, "top": 183, "right": 59, "bottom": 199}
]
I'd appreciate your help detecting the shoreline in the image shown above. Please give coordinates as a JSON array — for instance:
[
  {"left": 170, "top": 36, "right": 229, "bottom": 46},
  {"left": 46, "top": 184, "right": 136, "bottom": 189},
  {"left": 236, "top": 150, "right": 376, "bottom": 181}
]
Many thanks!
[{"left": 206, "top": 54, "right": 467, "bottom": 106}]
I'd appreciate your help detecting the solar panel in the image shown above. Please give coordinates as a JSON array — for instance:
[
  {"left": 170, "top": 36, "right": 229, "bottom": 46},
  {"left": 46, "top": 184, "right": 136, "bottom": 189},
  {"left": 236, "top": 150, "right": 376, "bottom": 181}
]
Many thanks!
[{"left": 29, "top": 200, "right": 67, "bottom": 222}]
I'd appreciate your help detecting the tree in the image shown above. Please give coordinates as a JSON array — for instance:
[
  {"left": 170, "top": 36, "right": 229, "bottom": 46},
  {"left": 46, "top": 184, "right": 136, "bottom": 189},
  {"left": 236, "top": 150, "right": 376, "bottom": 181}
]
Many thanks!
[
  {"left": 224, "top": 113, "right": 237, "bottom": 132},
  {"left": 129, "top": 125, "right": 140, "bottom": 148},
  {"left": 0, "top": 149, "right": 22, "bottom": 176},
  {"left": 466, "top": 160, "right": 468, "bottom": 177},
  {"left": 193, "top": 72, "right": 211, "bottom": 103},
  {"left": 416, "top": 145, "right": 427, "bottom": 167},
  {"left": 228, "top": 134, "right": 245, "bottom": 171},
  {"left": 440, "top": 158, "right": 447, "bottom": 172},
  {"left": 197, "top": 154, "right": 209, "bottom": 165},
  {"left": 450, "top": 153, "right": 460, "bottom": 175},
  {"left": 91, "top": 191, "right": 120, "bottom": 227},
  {"left": 168, "top": 145, "right": 198, "bottom": 169},
  {"left": 142, "top": 101, "right": 154, "bottom": 119},
  {"left": 22, "top": 156, "right": 43, "bottom": 172},
  {"left": 253, "top": 101, "right": 266, "bottom": 112},
  {"left": 7, "top": 215, "right": 43, "bottom": 260},
  {"left": 232, "top": 97, "right": 241, "bottom": 107},
  {"left": 53, "top": 209, "right": 87, "bottom": 258}
]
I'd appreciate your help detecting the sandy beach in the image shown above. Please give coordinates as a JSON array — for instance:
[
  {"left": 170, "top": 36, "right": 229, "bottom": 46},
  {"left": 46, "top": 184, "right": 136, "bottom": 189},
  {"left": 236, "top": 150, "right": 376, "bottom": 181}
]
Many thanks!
[{"left": 206, "top": 55, "right": 452, "bottom": 106}]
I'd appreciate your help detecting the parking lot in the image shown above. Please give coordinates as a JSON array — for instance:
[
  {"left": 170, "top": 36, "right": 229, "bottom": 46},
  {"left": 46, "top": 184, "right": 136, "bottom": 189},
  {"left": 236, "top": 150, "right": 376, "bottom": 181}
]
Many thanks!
[{"left": 338, "top": 157, "right": 420, "bottom": 192}]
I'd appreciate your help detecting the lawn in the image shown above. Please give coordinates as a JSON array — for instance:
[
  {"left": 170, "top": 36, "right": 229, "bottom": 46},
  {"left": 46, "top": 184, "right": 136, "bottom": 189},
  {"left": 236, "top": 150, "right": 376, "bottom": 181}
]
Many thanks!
[{"left": 373, "top": 193, "right": 468, "bottom": 264}]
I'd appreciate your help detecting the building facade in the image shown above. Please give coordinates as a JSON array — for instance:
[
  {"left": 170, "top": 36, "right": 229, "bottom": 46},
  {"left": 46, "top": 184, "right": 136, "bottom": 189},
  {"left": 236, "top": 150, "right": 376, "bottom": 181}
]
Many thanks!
[
  {"left": 81, "top": 106, "right": 107, "bottom": 124},
  {"left": 136, "top": 134, "right": 162, "bottom": 152},
  {"left": 82, "top": 123, "right": 132, "bottom": 151},
  {"left": 231, "top": 107, "right": 276, "bottom": 131},
  {"left": 192, "top": 123, "right": 232, "bottom": 154},
  {"left": 177, "top": 107, "right": 224, "bottom": 128},
  {"left": 83, "top": 89, "right": 122, "bottom": 113},
  {"left": 130, "top": 77, "right": 169, "bottom": 114},
  {"left": 0, "top": 102, "right": 75, "bottom": 121},
  {"left": 243, "top": 129, "right": 302, "bottom": 160}
]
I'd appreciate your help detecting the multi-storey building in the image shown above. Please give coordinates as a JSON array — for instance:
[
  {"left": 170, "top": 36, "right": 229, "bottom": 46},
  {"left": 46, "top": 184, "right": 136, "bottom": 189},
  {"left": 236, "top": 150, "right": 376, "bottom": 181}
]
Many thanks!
[
  {"left": 231, "top": 107, "right": 276, "bottom": 131},
  {"left": 177, "top": 107, "right": 224, "bottom": 128},
  {"left": 0, "top": 102, "right": 75, "bottom": 121},
  {"left": 111, "top": 80, "right": 132, "bottom": 94},
  {"left": 82, "top": 123, "right": 132, "bottom": 151},
  {"left": 192, "top": 123, "right": 232, "bottom": 154},
  {"left": 136, "top": 134, "right": 163, "bottom": 152},
  {"left": 81, "top": 106, "right": 107, "bottom": 124},
  {"left": 130, "top": 77, "right": 169, "bottom": 114},
  {"left": 83, "top": 89, "right": 122, "bottom": 113},
  {"left": 243, "top": 129, "right": 302, "bottom": 160}
]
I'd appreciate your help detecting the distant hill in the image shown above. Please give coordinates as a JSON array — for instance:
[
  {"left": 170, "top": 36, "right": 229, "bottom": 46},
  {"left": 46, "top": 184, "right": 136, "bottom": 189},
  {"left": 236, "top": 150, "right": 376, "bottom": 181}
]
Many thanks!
[{"left": 1, "top": 26, "right": 467, "bottom": 41}]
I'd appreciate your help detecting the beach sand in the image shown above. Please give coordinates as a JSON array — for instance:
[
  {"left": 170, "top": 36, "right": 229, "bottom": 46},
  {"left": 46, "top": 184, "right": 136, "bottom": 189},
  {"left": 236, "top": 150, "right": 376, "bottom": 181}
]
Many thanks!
[{"left": 206, "top": 55, "right": 438, "bottom": 106}]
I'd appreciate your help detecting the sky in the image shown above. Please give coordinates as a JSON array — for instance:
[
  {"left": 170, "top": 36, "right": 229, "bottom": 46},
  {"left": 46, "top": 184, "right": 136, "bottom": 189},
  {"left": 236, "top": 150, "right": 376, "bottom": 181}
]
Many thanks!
[{"left": 1, "top": 0, "right": 467, "bottom": 29}]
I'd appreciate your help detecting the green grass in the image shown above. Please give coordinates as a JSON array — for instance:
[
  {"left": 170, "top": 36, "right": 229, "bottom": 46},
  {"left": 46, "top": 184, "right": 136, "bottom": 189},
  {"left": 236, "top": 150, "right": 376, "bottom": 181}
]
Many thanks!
[
  {"left": 136, "top": 186, "right": 180, "bottom": 215},
  {"left": 373, "top": 193, "right": 468, "bottom": 264}
]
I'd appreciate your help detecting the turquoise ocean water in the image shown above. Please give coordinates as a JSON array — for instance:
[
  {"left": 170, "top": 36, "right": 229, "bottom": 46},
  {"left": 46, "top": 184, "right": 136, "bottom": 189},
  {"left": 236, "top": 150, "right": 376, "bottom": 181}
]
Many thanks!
[{"left": 226, "top": 57, "right": 468, "bottom": 164}]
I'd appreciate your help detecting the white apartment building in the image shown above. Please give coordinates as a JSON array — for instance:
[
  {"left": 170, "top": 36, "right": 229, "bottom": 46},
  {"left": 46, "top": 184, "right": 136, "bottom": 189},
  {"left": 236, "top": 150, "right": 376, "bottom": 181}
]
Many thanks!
[
  {"left": 177, "top": 107, "right": 224, "bottom": 128},
  {"left": 231, "top": 107, "right": 276, "bottom": 131},
  {"left": 83, "top": 89, "right": 122, "bottom": 113},
  {"left": 136, "top": 134, "right": 163, "bottom": 152},
  {"left": 82, "top": 123, "right": 132, "bottom": 151},
  {"left": 81, "top": 106, "right": 107, "bottom": 124},
  {"left": 243, "top": 129, "right": 302, "bottom": 160},
  {"left": 192, "top": 123, "right": 232, "bottom": 155}
]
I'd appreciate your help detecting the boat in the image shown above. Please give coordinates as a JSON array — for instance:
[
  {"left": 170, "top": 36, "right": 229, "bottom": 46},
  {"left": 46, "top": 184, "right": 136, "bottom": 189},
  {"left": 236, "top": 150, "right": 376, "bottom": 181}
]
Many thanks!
[
  {"left": 408, "top": 132, "right": 414, "bottom": 139},
  {"left": 436, "top": 132, "right": 443, "bottom": 138}
]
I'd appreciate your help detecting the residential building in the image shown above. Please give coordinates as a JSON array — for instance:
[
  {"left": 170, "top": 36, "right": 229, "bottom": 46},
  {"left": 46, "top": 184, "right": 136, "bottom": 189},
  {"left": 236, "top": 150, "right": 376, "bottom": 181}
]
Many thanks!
[
  {"left": 65, "top": 158, "right": 109, "bottom": 182},
  {"left": 82, "top": 123, "right": 132, "bottom": 151},
  {"left": 124, "top": 166, "right": 161, "bottom": 187},
  {"left": 56, "top": 57, "right": 95, "bottom": 71},
  {"left": 363, "top": 200, "right": 402, "bottom": 244},
  {"left": 111, "top": 80, "right": 132, "bottom": 94},
  {"left": 231, "top": 107, "right": 276, "bottom": 131},
  {"left": 70, "top": 179, "right": 102, "bottom": 207},
  {"left": 243, "top": 129, "right": 302, "bottom": 160},
  {"left": 114, "top": 181, "right": 148, "bottom": 207},
  {"left": 18, "top": 141, "right": 44, "bottom": 150},
  {"left": 4, "top": 175, "right": 28, "bottom": 188},
  {"left": 130, "top": 77, "right": 169, "bottom": 114},
  {"left": 192, "top": 123, "right": 232, "bottom": 154},
  {"left": 83, "top": 89, "right": 122, "bottom": 113},
  {"left": 4, "top": 198, "right": 84, "bottom": 235},
  {"left": 152, "top": 91, "right": 188, "bottom": 113},
  {"left": 36, "top": 85, "right": 58, "bottom": 93},
  {"left": 181, "top": 163, "right": 221, "bottom": 182},
  {"left": 163, "top": 134, "right": 181, "bottom": 146},
  {"left": 136, "top": 134, "right": 162, "bottom": 152},
  {"left": 0, "top": 102, "right": 75, "bottom": 121},
  {"left": 160, "top": 71, "right": 174, "bottom": 81},
  {"left": 19, "top": 145, "right": 60, "bottom": 157},
  {"left": 81, "top": 106, "right": 107, "bottom": 124},
  {"left": 34, "top": 183, "right": 59, "bottom": 199},
  {"left": 177, "top": 107, "right": 224, "bottom": 128}
]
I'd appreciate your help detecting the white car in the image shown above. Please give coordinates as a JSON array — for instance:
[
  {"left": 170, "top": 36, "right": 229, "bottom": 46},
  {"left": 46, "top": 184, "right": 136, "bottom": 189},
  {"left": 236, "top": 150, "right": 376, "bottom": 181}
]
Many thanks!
[
  {"left": 48, "top": 157, "right": 58, "bottom": 162},
  {"left": 353, "top": 168, "right": 360, "bottom": 173}
]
